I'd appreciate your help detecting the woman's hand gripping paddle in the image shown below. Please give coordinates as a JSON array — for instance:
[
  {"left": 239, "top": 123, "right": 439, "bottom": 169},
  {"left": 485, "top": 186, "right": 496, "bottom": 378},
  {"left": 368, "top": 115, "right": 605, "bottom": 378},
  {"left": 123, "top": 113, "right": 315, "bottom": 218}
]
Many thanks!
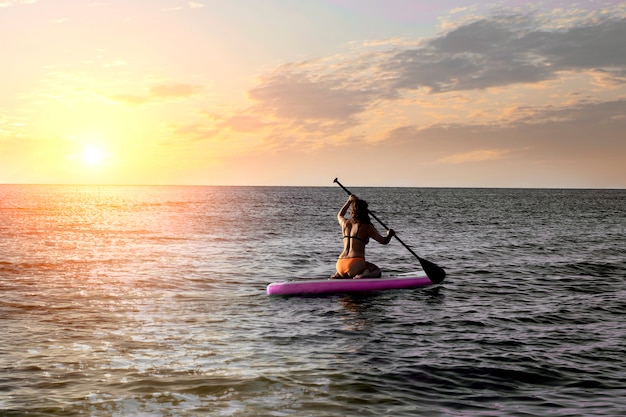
[{"left": 333, "top": 178, "right": 446, "bottom": 284}]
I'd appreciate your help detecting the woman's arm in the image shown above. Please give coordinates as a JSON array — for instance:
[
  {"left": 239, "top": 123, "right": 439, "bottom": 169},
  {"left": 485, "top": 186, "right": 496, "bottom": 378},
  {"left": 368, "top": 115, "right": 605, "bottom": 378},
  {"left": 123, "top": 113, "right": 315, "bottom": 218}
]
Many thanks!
[
  {"left": 369, "top": 225, "right": 395, "bottom": 245},
  {"left": 337, "top": 194, "right": 357, "bottom": 224}
]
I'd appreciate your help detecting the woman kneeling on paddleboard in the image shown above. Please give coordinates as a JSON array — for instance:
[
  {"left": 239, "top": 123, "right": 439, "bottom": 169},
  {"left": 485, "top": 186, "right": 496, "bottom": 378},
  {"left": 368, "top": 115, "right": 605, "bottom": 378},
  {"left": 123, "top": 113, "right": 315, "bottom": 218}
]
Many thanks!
[{"left": 331, "top": 194, "right": 394, "bottom": 279}]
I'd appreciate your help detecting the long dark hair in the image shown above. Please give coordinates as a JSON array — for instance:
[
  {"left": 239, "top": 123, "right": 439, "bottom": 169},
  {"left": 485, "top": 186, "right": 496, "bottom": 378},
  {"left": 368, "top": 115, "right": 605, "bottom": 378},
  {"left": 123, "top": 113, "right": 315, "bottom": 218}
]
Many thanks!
[{"left": 350, "top": 199, "right": 371, "bottom": 224}]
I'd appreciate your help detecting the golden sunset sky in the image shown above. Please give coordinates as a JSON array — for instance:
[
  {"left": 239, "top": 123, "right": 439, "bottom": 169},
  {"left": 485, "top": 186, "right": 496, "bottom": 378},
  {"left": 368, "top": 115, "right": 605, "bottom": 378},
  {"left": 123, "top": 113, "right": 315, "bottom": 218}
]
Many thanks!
[{"left": 1, "top": 0, "right": 624, "bottom": 187}]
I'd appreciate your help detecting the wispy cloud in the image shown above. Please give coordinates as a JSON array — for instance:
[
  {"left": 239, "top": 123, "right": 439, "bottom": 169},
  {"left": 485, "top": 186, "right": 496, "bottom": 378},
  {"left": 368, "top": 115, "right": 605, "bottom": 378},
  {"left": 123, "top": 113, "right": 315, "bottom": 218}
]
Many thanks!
[
  {"left": 437, "top": 149, "right": 513, "bottom": 164},
  {"left": 252, "top": 8, "right": 625, "bottom": 111},
  {"left": 248, "top": 73, "right": 373, "bottom": 121},
  {"left": 382, "top": 99, "right": 626, "bottom": 164}
]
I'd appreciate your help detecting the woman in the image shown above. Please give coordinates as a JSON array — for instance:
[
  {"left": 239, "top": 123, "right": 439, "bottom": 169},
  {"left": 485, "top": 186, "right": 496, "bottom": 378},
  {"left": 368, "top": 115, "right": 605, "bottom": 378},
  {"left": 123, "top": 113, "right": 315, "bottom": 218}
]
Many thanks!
[{"left": 331, "top": 194, "right": 395, "bottom": 279}]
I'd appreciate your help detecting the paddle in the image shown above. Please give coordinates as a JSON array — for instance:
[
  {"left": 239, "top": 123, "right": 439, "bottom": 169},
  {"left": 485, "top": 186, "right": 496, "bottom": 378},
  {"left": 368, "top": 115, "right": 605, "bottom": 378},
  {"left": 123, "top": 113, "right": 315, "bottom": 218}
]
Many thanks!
[{"left": 333, "top": 178, "right": 446, "bottom": 284}]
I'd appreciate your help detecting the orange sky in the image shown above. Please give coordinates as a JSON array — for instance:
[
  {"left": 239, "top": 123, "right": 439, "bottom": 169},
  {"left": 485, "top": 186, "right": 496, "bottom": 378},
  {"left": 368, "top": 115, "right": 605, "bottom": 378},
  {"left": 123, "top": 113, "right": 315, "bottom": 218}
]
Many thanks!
[{"left": 1, "top": 0, "right": 625, "bottom": 187}]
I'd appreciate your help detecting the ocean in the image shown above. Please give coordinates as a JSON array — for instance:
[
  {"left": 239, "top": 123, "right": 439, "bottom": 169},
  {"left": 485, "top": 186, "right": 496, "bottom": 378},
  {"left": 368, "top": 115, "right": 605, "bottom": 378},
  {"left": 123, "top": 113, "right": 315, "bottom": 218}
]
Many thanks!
[{"left": 1, "top": 184, "right": 624, "bottom": 416}]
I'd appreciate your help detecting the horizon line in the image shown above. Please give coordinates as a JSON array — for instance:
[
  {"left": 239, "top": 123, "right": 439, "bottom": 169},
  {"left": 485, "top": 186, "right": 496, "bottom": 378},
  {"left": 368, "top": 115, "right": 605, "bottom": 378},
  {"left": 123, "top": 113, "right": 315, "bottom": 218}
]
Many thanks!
[{"left": 1, "top": 183, "right": 624, "bottom": 190}]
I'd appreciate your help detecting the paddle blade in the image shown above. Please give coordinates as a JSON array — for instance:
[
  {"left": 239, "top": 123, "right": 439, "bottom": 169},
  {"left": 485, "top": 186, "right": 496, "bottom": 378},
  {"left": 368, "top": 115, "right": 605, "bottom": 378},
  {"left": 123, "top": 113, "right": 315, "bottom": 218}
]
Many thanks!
[{"left": 419, "top": 257, "right": 446, "bottom": 284}]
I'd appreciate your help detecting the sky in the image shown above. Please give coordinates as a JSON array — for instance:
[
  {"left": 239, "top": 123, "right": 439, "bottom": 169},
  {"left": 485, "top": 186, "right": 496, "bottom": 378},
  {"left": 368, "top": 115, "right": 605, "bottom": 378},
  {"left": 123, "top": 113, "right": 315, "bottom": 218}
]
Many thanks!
[{"left": 1, "top": 0, "right": 625, "bottom": 187}]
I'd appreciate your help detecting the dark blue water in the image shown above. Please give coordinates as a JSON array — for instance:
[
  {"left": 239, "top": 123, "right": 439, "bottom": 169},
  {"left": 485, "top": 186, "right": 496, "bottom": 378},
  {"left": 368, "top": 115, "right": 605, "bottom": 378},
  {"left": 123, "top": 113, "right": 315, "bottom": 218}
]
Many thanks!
[{"left": 1, "top": 185, "right": 625, "bottom": 416}]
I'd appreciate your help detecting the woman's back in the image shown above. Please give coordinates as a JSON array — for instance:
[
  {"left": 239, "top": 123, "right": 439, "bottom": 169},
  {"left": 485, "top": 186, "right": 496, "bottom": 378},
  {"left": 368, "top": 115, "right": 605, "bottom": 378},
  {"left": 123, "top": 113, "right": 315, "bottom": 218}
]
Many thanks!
[{"left": 339, "top": 220, "right": 370, "bottom": 258}]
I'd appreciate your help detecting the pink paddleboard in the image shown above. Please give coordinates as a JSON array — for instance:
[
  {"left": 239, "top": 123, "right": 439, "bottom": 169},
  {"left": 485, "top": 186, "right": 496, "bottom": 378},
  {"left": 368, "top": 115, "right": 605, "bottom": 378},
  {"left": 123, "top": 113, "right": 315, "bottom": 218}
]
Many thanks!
[{"left": 266, "top": 275, "right": 438, "bottom": 296}]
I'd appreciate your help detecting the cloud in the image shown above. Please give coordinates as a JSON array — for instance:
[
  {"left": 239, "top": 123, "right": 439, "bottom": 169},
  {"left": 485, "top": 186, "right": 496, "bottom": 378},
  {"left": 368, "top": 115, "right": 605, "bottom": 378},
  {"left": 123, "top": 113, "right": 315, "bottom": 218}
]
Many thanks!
[
  {"left": 111, "top": 82, "right": 202, "bottom": 105},
  {"left": 243, "top": 6, "right": 626, "bottom": 132},
  {"left": 248, "top": 71, "right": 373, "bottom": 121},
  {"left": 437, "top": 149, "right": 513, "bottom": 164},
  {"left": 382, "top": 99, "right": 626, "bottom": 163},
  {"left": 385, "top": 14, "right": 626, "bottom": 93},
  {"left": 170, "top": 123, "right": 219, "bottom": 143},
  {"left": 219, "top": 114, "right": 268, "bottom": 132}
]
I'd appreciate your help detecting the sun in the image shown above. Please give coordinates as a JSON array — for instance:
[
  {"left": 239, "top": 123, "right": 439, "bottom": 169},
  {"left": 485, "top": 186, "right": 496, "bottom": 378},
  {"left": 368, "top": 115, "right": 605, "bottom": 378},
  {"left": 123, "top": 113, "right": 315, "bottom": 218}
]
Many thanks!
[{"left": 81, "top": 146, "right": 105, "bottom": 166}]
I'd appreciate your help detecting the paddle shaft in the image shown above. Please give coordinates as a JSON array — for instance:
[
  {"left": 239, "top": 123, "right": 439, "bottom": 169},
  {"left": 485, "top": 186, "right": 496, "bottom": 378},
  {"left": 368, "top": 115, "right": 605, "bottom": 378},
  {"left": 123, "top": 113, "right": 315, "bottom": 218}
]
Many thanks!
[{"left": 333, "top": 178, "right": 424, "bottom": 262}]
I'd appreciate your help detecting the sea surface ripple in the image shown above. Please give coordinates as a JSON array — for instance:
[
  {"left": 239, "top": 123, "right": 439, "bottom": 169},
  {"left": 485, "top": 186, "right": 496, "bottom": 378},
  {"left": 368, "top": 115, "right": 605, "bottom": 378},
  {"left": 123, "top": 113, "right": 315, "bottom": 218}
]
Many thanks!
[{"left": 1, "top": 185, "right": 625, "bottom": 416}]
